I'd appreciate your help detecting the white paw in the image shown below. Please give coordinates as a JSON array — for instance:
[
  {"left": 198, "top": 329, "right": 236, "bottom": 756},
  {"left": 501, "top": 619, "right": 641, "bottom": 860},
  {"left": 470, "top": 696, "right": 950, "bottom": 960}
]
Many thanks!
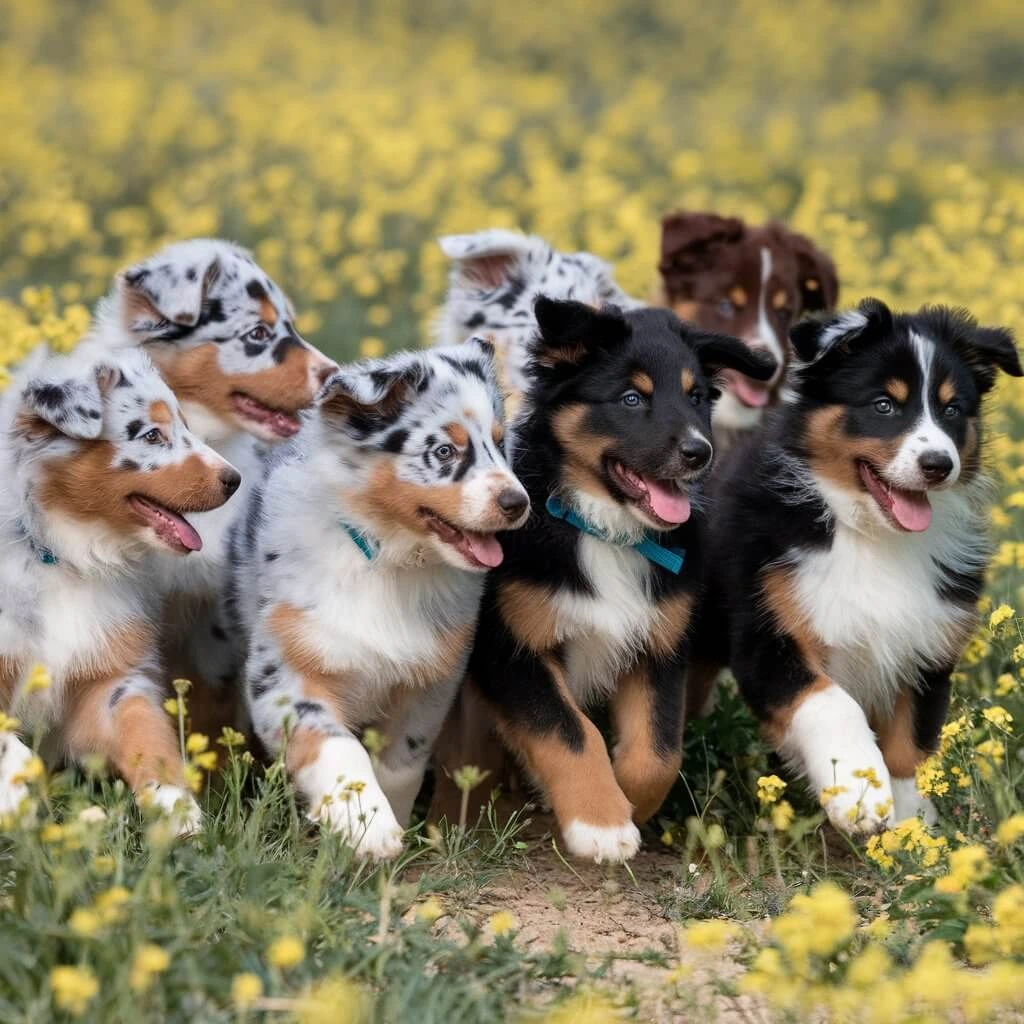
[
  {"left": 821, "top": 777, "right": 895, "bottom": 836},
  {"left": 891, "top": 776, "right": 938, "bottom": 826},
  {"left": 312, "top": 794, "right": 404, "bottom": 860},
  {"left": 140, "top": 783, "right": 203, "bottom": 837},
  {"left": 562, "top": 819, "right": 642, "bottom": 863},
  {"left": 0, "top": 734, "right": 35, "bottom": 821}
]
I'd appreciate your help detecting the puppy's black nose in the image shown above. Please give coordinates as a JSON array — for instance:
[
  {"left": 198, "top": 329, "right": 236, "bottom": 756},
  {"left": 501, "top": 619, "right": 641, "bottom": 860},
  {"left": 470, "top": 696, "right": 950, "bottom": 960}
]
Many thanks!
[
  {"left": 220, "top": 468, "right": 242, "bottom": 497},
  {"left": 679, "top": 438, "right": 713, "bottom": 470},
  {"left": 496, "top": 487, "right": 529, "bottom": 520},
  {"left": 919, "top": 451, "right": 953, "bottom": 484}
]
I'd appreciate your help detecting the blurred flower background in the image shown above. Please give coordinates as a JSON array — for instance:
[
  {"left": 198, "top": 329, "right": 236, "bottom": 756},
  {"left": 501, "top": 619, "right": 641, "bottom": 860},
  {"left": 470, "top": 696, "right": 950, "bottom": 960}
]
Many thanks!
[{"left": 2, "top": 1, "right": 1024, "bottom": 1020}]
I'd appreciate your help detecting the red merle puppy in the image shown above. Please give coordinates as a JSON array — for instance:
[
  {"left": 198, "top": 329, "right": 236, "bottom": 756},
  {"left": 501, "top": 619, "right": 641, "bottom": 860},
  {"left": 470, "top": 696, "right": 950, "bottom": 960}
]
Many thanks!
[
  {"left": 655, "top": 211, "right": 838, "bottom": 445},
  {"left": 443, "top": 297, "right": 774, "bottom": 862},
  {"left": 690, "top": 299, "right": 1021, "bottom": 835}
]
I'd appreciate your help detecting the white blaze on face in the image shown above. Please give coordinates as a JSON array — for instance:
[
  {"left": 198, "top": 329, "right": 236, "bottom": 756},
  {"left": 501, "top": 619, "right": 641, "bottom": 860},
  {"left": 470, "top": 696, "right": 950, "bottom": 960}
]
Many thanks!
[
  {"left": 749, "top": 246, "right": 785, "bottom": 369},
  {"left": 885, "top": 331, "right": 961, "bottom": 490}
]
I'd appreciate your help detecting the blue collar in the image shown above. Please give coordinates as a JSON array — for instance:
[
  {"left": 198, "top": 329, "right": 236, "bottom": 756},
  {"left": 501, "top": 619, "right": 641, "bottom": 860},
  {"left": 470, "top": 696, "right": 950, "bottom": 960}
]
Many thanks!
[
  {"left": 545, "top": 495, "right": 685, "bottom": 574},
  {"left": 20, "top": 523, "right": 58, "bottom": 565},
  {"left": 341, "top": 519, "right": 379, "bottom": 562}
]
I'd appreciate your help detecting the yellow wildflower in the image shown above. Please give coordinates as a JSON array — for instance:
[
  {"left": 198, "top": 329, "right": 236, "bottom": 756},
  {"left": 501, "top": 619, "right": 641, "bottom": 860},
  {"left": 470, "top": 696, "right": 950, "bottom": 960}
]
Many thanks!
[
  {"left": 989, "top": 603, "right": 1015, "bottom": 631},
  {"left": 488, "top": 911, "right": 518, "bottom": 937},
  {"left": 416, "top": 896, "right": 444, "bottom": 924},
  {"left": 267, "top": 935, "right": 305, "bottom": 969},
  {"left": 935, "top": 844, "right": 991, "bottom": 894},
  {"left": 25, "top": 664, "right": 52, "bottom": 694},
  {"left": 231, "top": 972, "right": 263, "bottom": 1007},
  {"left": 982, "top": 705, "right": 1014, "bottom": 730},
  {"left": 756, "top": 774, "right": 787, "bottom": 804},
  {"left": 295, "top": 977, "right": 371, "bottom": 1024},
  {"left": 185, "top": 733, "right": 209, "bottom": 755},
  {"left": 68, "top": 908, "right": 101, "bottom": 938},
  {"left": 50, "top": 965, "right": 99, "bottom": 1016},
  {"left": 996, "top": 813, "right": 1024, "bottom": 845},
  {"left": 130, "top": 944, "right": 171, "bottom": 991},
  {"left": 681, "top": 919, "right": 738, "bottom": 952}
]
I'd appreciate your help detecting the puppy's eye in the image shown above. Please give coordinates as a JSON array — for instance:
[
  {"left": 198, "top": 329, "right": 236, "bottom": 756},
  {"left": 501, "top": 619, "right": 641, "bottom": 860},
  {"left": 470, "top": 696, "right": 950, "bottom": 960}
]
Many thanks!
[
  {"left": 143, "top": 428, "right": 163, "bottom": 445},
  {"left": 245, "top": 325, "right": 271, "bottom": 344},
  {"left": 690, "top": 392, "right": 703, "bottom": 406},
  {"left": 621, "top": 390, "right": 646, "bottom": 408},
  {"left": 433, "top": 443, "right": 457, "bottom": 462},
  {"left": 943, "top": 403, "right": 961, "bottom": 419},
  {"left": 873, "top": 397, "right": 896, "bottom": 415},
  {"left": 716, "top": 300, "right": 735, "bottom": 319}
]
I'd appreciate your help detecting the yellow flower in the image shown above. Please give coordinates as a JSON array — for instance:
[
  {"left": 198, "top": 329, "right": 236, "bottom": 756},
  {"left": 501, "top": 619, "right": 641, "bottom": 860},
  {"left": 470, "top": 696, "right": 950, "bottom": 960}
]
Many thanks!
[
  {"left": 982, "top": 705, "right": 1014, "bottom": 731},
  {"left": 218, "top": 727, "right": 247, "bottom": 748},
  {"left": 852, "top": 766, "right": 883, "bottom": 789},
  {"left": 231, "top": 972, "right": 263, "bottom": 1007},
  {"left": 989, "top": 603, "right": 1015, "bottom": 631},
  {"left": 756, "top": 774, "right": 787, "bottom": 804},
  {"left": 359, "top": 337, "right": 387, "bottom": 358},
  {"left": 12, "top": 755, "right": 45, "bottom": 786},
  {"left": 416, "top": 896, "right": 444, "bottom": 923},
  {"left": 488, "top": 910, "right": 518, "bottom": 936},
  {"left": 771, "top": 800, "right": 795, "bottom": 831},
  {"left": 25, "top": 663, "right": 51, "bottom": 694},
  {"left": 0, "top": 711, "right": 21, "bottom": 732},
  {"left": 996, "top": 813, "right": 1024, "bottom": 845},
  {"left": 267, "top": 935, "right": 305, "bottom": 969},
  {"left": 681, "top": 919, "right": 738, "bottom": 952},
  {"left": 163, "top": 698, "right": 182, "bottom": 716},
  {"left": 50, "top": 965, "right": 99, "bottom": 1016},
  {"left": 846, "top": 943, "right": 892, "bottom": 987},
  {"left": 130, "top": 944, "right": 171, "bottom": 991},
  {"left": 540, "top": 991, "right": 620, "bottom": 1024},
  {"left": 772, "top": 882, "right": 858, "bottom": 962},
  {"left": 295, "top": 977, "right": 371, "bottom": 1024},
  {"left": 185, "top": 733, "right": 209, "bottom": 755},
  {"left": 935, "top": 844, "right": 991, "bottom": 894},
  {"left": 94, "top": 885, "right": 131, "bottom": 924},
  {"left": 68, "top": 908, "right": 101, "bottom": 938}
]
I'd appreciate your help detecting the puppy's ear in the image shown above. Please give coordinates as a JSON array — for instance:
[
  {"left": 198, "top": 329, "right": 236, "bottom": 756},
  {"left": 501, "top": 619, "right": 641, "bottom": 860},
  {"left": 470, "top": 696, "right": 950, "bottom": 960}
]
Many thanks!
[
  {"left": 658, "top": 211, "right": 744, "bottom": 299},
  {"left": 784, "top": 230, "right": 839, "bottom": 312},
  {"left": 532, "top": 297, "right": 628, "bottom": 367},
  {"left": 790, "top": 298, "right": 893, "bottom": 365},
  {"left": 117, "top": 255, "right": 221, "bottom": 340},
  {"left": 20, "top": 360, "right": 118, "bottom": 440},
  {"left": 956, "top": 323, "right": 1022, "bottom": 394},
  {"left": 317, "top": 356, "right": 428, "bottom": 434},
  {"left": 439, "top": 229, "right": 533, "bottom": 290},
  {"left": 692, "top": 331, "right": 777, "bottom": 382}
]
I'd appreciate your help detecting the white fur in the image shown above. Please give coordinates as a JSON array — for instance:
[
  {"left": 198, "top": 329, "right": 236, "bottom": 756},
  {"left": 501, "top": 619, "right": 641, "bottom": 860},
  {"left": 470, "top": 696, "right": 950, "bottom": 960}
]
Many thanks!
[
  {"left": 812, "top": 309, "right": 870, "bottom": 359},
  {"left": 141, "top": 782, "right": 203, "bottom": 837},
  {"left": 562, "top": 819, "right": 642, "bottom": 863},
  {"left": 0, "top": 734, "right": 35, "bottom": 820},
  {"left": 891, "top": 776, "right": 938, "bottom": 825}
]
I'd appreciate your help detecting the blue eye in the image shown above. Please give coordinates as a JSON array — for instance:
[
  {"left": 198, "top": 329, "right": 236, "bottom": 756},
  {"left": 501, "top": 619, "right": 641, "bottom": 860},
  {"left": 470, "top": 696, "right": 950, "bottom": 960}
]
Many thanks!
[
  {"left": 943, "top": 404, "right": 961, "bottom": 419},
  {"left": 621, "top": 390, "right": 644, "bottom": 408},
  {"left": 716, "top": 300, "right": 735, "bottom": 319},
  {"left": 873, "top": 397, "right": 895, "bottom": 415},
  {"left": 433, "top": 443, "right": 457, "bottom": 462}
]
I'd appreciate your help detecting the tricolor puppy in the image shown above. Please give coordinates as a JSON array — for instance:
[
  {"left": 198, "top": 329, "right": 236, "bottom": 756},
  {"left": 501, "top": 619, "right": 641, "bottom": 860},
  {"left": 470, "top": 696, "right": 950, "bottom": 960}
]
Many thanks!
[
  {"left": 90, "top": 239, "right": 337, "bottom": 718},
  {"left": 0, "top": 346, "right": 239, "bottom": 830},
  {"left": 434, "top": 228, "right": 642, "bottom": 417},
  {"left": 439, "top": 298, "right": 775, "bottom": 863},
  {"left": 691, "top": 300, "right": 1021, "bottom": 835},
  {"left": 656, "top": 211, "right": 838, "bottom": 442},
  {"left": 227, "top": 341, "right": 528, "bottom": 859}
]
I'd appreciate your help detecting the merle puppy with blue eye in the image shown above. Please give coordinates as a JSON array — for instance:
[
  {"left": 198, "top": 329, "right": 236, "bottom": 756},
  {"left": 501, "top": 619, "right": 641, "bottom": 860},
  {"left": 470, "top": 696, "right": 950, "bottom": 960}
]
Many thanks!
[
  {"left": 688, "top": 299, "right": 1022, "bottom": 838},
  {"left": 434, "top": 296, "right": 775, "bottom": 863}
]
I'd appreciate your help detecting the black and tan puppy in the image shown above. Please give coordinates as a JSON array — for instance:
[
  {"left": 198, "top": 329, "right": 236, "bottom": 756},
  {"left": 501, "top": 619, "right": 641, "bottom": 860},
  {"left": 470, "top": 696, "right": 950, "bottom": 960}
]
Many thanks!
[{"left": 438, "top": 298, "right": 774, "bottom": 862}]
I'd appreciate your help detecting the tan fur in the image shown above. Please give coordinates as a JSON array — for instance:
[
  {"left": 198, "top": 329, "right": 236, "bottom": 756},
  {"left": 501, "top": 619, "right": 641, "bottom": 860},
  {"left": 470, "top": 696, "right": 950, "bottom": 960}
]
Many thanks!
[
  {"left": 681, "top": 368, "right": 696, "bottom": 395},
  {"left": 148, "top": 400, "right": 173, "bottom": 427},
  {"left": 259, "top": 296, "right": 279, "bottom": 326},
  {"left": 938, "top": 377, "right": 956, "bottom": 405},
  {"left": 874, "top": 690, "right": 924, "bottom": 779},
  {"left": 648, "top": 592, "right": 694, "bottom": 657},
  {"left": 885, "top": 378, "right": 910, "bottom": 402},
  {"left": 671, "top": 300, "right": 698, "bottom": 321},
  {"left": 536, "top": 342, "right": 588, "bottom": 367},
  {"left": 0, "top": 656, "right": 23, "bottom": 709},
  {"left": 611, "top": 665, "right": 682, "bottom": 822},
  {"left": 729, "top": 286, "right": 747, "bottom": 307},
  {"left": 497, "top": 579, "right": 560, "bottom": 651},
  {"left": 631, "top": 370, "right": 654, "bottom": 396},
  {"left": 804, "top": 405, "right": 902, "bottom": 493},
  {"left": 550, "top": 403, "right": 614, "bottom": 502},
  {"left": 772, "top": 289, "right": 788, "bottom": 310},
  {"left": 491, "top": 422, "right": 505, "bottom": 446},
  {"left": 684, "top": 658, "right": 721, "bottom": 721},
  {"left": 284, "top": 725, "right": 327, "bottom": 775},
  {"left": 444, "top": 422, "right": 469, "bottom": 447}
]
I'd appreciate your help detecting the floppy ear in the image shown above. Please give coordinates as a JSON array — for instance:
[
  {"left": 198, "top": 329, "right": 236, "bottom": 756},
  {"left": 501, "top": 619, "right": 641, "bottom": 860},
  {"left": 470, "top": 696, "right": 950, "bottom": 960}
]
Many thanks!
[
  {"left": 20, "top": 360, "right": 120, "bottom": 440},
  {"left": 118, "top": 255, "right": 221, "bottom": 339},
  {"left": 957, "top": 324, "right": 1022, "bottom": 394},
  {"left": 789, "top": 298, "right": 893, "bottom": 365},
  {"left": 658, "top": 211, "right": 745, "bottom": 298},
  {"left": 692, "top": 332, "right": 778, "bottom": 382},
  {"left": 439, "top": 229, "right": 533, "bottom": 290},
  {"left": 785, "top": 230, "right": 839, "bottom": 312},
  {"left": 532, "top": 297, "right": 628, "bottom": 367},
  {"left": 317, "top": 357, "right": 428, "bottom": 432}
]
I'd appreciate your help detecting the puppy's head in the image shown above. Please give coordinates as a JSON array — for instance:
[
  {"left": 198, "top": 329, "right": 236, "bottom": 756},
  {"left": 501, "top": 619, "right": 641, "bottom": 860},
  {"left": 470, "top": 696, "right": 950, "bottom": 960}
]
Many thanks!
[
  {"left": 316, "top": 339, "right": 529, "bottom": 571},
  {"left": 789, "top": 298, "right": 1022, "bottom": 532},
  {"left": 530, "top": 297, "right": 776, "bottom": 536},
  {"left": 102, "top": 239, "right": 337, "bottom": 444},
  {"left": 658, "top": 212, "right": 838, "bottom": 429},
  {"left": 435, "top": 229, "right": 637, "bottom": 413},
  {"left": 12, "top": 348, "right": 239, "bottom": 566}
]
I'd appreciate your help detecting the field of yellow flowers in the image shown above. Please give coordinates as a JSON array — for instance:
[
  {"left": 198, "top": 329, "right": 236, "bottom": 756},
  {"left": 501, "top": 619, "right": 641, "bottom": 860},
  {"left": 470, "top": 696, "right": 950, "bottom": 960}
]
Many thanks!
[{"left": 2, "top": 0, "right": 1024, "bottom": 1020}]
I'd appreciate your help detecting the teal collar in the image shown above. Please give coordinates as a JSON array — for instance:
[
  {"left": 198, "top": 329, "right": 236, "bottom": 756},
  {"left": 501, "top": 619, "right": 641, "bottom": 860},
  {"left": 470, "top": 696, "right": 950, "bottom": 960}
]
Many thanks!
[
  {"left": 545, "top": 495, "right": 685, "bottom": 575},
  {"left": 341, "top": 519, "right": 379, "bottom": 562},
  {"left": 20, "top": 522, "right": 58, "bottom": 565}
]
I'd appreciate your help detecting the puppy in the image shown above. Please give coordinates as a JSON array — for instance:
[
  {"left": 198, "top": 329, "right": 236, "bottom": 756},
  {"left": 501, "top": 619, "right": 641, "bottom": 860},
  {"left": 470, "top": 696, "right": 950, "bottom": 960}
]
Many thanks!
[
  {"left": 691, "top": 300, "right": 1021, "bottom": 834},
  {"left": 89, "top": 239, "right": 337, "bottom": 723},
  {"left": 441, "top": 298, "right": 775, "bottom": 863},
  {"left": 655, "top": 212, "right": 838, "bottom": 443},
  {"left": 0, "top": 345, "right": 239, "bottom": 830},
  {"left": 434, "top": 229, "right": 643, "bottom": 417},
  {"left": 228, "top": 341, "right": 529, "bottom": 859}
]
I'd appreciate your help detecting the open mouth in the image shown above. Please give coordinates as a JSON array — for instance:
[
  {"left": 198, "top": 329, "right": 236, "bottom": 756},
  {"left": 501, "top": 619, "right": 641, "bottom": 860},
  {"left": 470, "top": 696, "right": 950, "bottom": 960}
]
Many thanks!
[
  {"left": 232, "top": 392, "right": 302, "bottom": 439},
  {"left": 607, "top": 460, "right": 691, "bottom": 528},
  {"left": 129, "top": 495, "right": 203, "bottom": 553},
  {"left": 857, "top": 461, "right": 932, "bottom": 532},
  {"left": 722, "top": 369, "right": 774, "bottom": 409},
  {"left": 419, "top": 509, "right": 504, "bottom": 569}
]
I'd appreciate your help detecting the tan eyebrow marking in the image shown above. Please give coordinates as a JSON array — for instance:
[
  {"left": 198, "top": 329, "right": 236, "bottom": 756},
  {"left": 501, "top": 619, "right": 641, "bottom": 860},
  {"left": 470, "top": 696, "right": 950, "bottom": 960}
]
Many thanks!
[
  {"left": 681, "top": 369, "right": 696, "bottom": 394},
  {"left": 804, "top": 277, "right": 820, "bottom": 292},
  {"left": 631, "top": 371, "right": 654, "bottom": 396},
  {"left": 885, "top": 378, "right": 910, "bottom": 403},
  {"left": 772, "top": 289, "right": 789, "bottom": 310},
  {"left": 729, "top": 286, "right": 747, "bottom": 307},
  {"left": 491, "top": 422, "right": 505, "bottom": 446},
  {"left": 259, "top": 296, "right": 279, "bottom": 326},
  {"left": 148, "top": 400, "right": 172, "bottom": 426},
  {"left": 938, "top": 378, "right": 956, "bottom": 405},
  {"left": 444, "top": 422, "right": 469, "bottom": 446}
]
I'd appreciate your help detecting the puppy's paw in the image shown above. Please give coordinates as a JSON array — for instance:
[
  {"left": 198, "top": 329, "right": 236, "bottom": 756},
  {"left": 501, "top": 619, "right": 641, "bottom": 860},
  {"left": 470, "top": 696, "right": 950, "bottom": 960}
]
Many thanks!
[
  {"left": 891, "top": 776, "right": 938, "bottom": 826},
  {"left": 313, "top": 794, "right": 404, "bottom": 861},
  {"left": 562, "top": 819, "right": 642, "bottom": 863},
  {"left": 0, "top": 734, "right": 36, "bottom": 822},
  {"left": 140, "top": 782, "right": 203, "bottom": 837},
  {"left": 821, "top": 778, "right": 895, "bottom": 837}
]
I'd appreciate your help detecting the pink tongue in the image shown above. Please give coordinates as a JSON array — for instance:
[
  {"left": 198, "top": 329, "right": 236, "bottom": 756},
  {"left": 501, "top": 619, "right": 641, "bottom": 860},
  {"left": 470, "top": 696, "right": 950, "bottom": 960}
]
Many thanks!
[
  {"left": 163, "top": 511, "right": 203, "bottom": 552},
  {"left": 890, "top": 489, "right": 933, "bottom": 532},
  {"left": 730, "top": 372, "right": 772, "bottom": 408},
  {"left": 642, "top": 477, "right": 692, "bottom": 524},
  {"left": 465, "top": 532, "right": 504, "bottom": 568}
]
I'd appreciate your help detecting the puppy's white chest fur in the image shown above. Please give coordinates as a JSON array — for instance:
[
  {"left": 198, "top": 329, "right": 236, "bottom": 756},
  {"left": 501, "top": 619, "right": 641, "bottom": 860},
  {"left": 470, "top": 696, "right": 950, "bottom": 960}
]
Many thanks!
[
  {"left": 555, "top": 536, "right": 656, "bottom": 704},
  {"left": 791, "top": 496, "right": 983, "bottom": 713}
]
